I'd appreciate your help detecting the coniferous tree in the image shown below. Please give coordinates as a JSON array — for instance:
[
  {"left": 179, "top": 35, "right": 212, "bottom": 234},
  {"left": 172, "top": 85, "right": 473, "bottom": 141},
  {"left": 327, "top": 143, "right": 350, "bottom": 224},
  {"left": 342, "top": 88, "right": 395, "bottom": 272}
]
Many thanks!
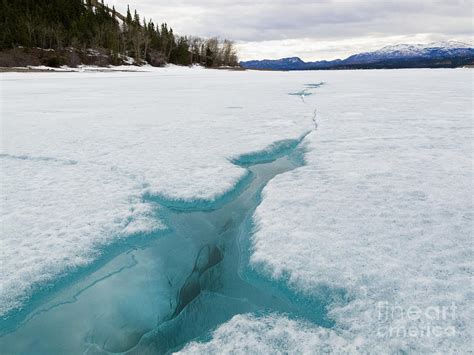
[
  {"left": 0, "top": 0, "right": 239, "bottom": 67},
  {"left": 126, "top": 5, "right": 132, "bottom": 24}
]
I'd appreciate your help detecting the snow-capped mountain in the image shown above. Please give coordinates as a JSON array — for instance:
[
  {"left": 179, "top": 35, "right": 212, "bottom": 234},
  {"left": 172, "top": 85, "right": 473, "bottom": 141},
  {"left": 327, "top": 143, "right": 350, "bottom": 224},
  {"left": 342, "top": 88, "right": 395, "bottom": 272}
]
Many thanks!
[
  {"left": 344, "top": 41, "right": 474, "bottom": 64},
  {"left": 240, "top": 41, "right": 474, "bottom": 70}
]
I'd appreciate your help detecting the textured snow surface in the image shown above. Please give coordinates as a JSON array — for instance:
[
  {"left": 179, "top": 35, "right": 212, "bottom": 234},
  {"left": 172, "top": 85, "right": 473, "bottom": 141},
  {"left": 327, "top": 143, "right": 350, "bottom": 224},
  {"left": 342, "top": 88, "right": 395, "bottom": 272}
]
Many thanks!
[
  {"left": 247, "top": 69, "right": 473, "bottom": 353},
  {"left": 0, "top": 68, "right": 314, "bottom": 316},
  {"left": 179, "top": 313, "right": 357, "bottom": 354},
  {"left": 0, "top": 156, "right": 162, "bottom": 316}
]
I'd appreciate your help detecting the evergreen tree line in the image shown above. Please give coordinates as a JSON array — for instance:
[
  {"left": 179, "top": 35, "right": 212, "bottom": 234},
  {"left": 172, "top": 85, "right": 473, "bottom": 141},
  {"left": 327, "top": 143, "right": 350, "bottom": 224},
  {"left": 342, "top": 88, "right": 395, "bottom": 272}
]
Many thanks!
[{"left": 0, "top": 0, "right": 239, "bottom": 67}]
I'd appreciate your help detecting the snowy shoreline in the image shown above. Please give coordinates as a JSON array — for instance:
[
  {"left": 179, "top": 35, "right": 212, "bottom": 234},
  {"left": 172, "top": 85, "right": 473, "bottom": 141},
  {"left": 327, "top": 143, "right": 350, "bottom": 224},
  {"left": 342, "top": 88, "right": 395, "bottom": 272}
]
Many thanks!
[{"left": 0, "top": 64, "right": 236, "bottom": 73}]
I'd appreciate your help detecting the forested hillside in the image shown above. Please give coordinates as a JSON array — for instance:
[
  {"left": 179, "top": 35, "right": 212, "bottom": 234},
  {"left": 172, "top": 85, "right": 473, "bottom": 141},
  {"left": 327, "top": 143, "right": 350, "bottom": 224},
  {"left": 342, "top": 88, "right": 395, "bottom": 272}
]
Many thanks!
[{"left": 0, "top": 0, "right": 238, "bottom": 67}]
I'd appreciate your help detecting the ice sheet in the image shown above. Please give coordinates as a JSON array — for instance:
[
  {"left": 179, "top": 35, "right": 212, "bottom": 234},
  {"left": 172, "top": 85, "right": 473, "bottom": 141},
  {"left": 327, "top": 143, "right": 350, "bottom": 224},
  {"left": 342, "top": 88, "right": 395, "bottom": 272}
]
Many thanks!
[
  {"left": 1, "top": 68, "right": 471, "bottom": 354},
  {"left": 247, "top": 69, "right": 473, "bottom": 352},
  {"left": 0, "top": 68, "right": 313, "bottom": 316}
]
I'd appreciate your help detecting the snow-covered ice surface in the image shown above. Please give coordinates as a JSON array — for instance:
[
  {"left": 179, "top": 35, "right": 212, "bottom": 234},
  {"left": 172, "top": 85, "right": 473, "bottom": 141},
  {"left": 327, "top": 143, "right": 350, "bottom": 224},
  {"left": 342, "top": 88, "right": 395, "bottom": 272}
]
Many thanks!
[
  {"left": 0, "top": 67, "right": 313, "bottom": 318},
  {"left": 1, "top": 67, "right": 472, "bottom": 354},
  {"left": 197, "top": 69, "right": 472, "bottom": 353},
  {"left": 180, "top": 313, "right": 356, "bottom": 354}
]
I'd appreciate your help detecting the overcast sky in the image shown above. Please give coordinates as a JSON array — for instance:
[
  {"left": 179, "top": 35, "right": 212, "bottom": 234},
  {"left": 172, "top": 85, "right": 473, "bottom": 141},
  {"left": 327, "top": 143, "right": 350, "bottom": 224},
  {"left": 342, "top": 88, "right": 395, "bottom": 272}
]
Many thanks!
[{"left": 107, "top": 0, "right": 473, "bottom": 61}]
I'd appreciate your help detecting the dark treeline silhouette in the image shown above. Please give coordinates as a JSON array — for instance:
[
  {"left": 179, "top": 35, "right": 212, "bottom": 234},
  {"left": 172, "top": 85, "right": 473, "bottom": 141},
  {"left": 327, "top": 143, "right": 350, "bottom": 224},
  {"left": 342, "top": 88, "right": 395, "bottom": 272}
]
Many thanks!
[{"left": 0, "top": 0, "right": 239, "bottom": 67}]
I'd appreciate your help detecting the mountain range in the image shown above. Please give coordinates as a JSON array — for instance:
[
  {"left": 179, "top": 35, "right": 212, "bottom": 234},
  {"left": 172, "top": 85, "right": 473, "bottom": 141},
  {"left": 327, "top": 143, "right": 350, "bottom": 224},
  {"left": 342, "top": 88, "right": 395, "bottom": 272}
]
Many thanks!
[{"left": 240, "top": 41, "right": 474, "bottom": 70}]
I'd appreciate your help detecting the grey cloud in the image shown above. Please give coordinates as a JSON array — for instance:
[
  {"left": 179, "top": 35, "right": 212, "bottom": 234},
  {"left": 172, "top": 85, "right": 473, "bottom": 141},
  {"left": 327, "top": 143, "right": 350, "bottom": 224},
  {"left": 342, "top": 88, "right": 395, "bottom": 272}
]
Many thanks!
[{"left": 107, "top": 0, "right": 472, "bottom": 59}]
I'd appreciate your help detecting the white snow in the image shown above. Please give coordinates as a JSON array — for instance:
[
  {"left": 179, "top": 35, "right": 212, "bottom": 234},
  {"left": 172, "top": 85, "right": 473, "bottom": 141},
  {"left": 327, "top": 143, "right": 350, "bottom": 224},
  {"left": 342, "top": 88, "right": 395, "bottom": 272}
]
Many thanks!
[
  {"left": 19, "top": 63, "right": 199, "bottom": 72},
  {"left": 246, "top": 69, "right": 473, "bottom": 353},
  {"left": 180, "top": 313, "right": 357, "bottom": 354},
  {"left": 0, "top": 155, "right": 162, "bottom": 315},
  {"left": 0, "top": 68, "right": 313, "bottom": 317}
]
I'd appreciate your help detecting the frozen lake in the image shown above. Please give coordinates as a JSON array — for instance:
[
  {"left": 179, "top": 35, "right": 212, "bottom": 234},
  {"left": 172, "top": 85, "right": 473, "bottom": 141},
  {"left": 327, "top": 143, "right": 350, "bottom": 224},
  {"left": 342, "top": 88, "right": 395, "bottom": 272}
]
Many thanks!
[{"left": 0, "top": 68, "right": 472, "bottom": 353}]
